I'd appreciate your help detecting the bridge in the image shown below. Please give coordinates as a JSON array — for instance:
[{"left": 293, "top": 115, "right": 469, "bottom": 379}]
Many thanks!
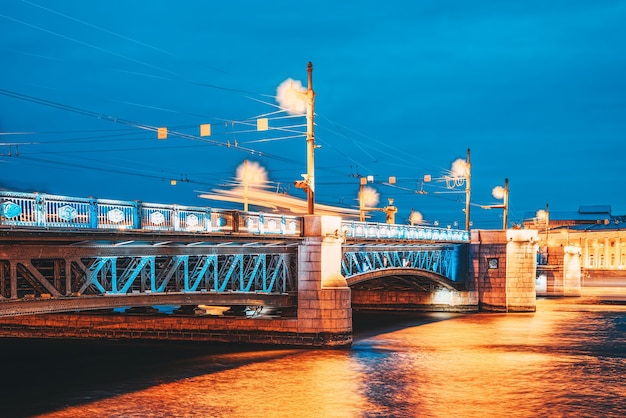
[{"left": 0, "top": 191, "right": 536, "bottom": 347}]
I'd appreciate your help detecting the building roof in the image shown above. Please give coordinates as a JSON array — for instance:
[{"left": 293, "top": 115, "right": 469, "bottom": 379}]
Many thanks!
[
  {"left": 578, "top": 205, "right": 611, "bottom": 214},
  {"left": 523, "top": 205, "right": 613, "bottom": 223},
  {"left": 552, "top": 221, "right": 626, "bottom": 232}
]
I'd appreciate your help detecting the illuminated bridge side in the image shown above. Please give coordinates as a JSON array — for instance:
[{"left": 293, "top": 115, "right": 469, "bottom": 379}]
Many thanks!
[
  {"left": 342, "top": 243, "right": 473, "bottom": 312},
  {"left": 342, "top": 243, "right": 469, "bottom": 288},
  {"left": 0, "top": 233, "right": 299, "bottom": 317}
]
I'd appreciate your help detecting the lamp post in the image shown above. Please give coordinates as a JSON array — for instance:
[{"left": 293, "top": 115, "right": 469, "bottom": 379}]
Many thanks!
[
  {"left": 358, "top": 175, "right": 374, "bottom": 222},
  {"left": 540, "top": 202, "right": 544, "bottom": 253},
  {"left": 482, "top": 178, "right": 509, "bottom": 229},
  {"left": 305, "top": 62, "right": 316, "bottom": 215},
  {"left": 359, "top": 175, "right": 397, "bottom": 224},
  {"left": 383, "top": 198, "right": 398, "bottom": 224},
  {"left": 465, "top": 148, "right": 471, "bottom": 231}
]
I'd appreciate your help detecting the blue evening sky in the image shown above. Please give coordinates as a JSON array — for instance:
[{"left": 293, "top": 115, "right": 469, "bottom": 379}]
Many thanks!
[{"left": 1, "top": 1, "right": 625, "bottom": 228}]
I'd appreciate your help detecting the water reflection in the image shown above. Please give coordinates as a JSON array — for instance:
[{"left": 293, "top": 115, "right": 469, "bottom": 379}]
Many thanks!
[{"left": 2, "top": 296, "right": 626, "bottom": 417}]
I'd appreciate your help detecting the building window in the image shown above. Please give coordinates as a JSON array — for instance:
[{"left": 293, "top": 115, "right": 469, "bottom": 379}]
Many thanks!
[
  {"left": 488, "top": 258, "right": 499, "bottom": 269},
  {"left": 600, "top": 254, "right": 605, "bottom": 267},
  {"left": 589, "top": 254, "right": 594, "bottom": 267}
]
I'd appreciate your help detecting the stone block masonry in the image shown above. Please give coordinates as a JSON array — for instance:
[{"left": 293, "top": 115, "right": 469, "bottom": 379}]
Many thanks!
[{"left": 470, "top": 229, "right": 537, "bottom": 312}]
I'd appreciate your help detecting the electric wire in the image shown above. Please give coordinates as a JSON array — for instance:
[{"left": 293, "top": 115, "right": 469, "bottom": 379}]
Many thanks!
[{"left": 1, "top": 7, "right": 478, "bottom": 223}]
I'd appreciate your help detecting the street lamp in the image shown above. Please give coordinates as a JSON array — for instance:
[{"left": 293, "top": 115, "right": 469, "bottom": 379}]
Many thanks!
[
  {"left": 383, "top": 198, "right": 398, "bottom": 224},
  {"left": 442, "top": 149, "right": 471, "bottom": 231},
  {"left": 481, "top": 178, "right": 509, "bottom": 229},
  {"left": 359, "top": 175, "right": 374, "bottom": 222},
  {"left": 359, "top": 175, "right": 397, "bottom": 224}
]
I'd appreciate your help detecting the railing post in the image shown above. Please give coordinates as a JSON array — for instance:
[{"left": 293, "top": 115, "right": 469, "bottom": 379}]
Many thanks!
[
  {"left": 205, "top": 208, "right": 212, "bottom": 232},
  {"left": 133, "top": 201, "right": 141, "bottom": 229},
  {"left": 258, "top": 213, "right": 265, "bottom": 235},
  {"left": 173, "top": 205, "right": 181, "bottom": 231},
  {"left": 34, "top": 193, "right": 45, "bottom": 227},
  {"left": 89, "top": 198, "right": 98, "bottom": 228}
]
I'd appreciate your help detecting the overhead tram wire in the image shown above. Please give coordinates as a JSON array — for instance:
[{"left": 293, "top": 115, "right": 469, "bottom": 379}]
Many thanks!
[
  {"left": 0, "top": 13, "right": 176, "bottom": 76},
  {"left": 14, "top": 154, "right": 218, "bottom": 188},
  {"left": 5, "top": 6, "right": 464, "bottom": 214},
  {"left": 8, "top": 2, "right": 447, "bottom": 178},
  {"left": 314, "top": 112, "right": 452, "bottom": 175},
  {"left": 5, "top": 4, "right": 337, "bottom": 158},
  {"left": 19, "top": 0, "right": 177, "bottom": 57},
  {"left": 5, "top": 9, "right": 457, "bottom": 215},
  {"left": 24, "top": 141, "right": 215, "bottom": 156},
  {"left": 2, "top": 7, "right": 273, "bottom": 106},
  {"left": 12, "top": 147, "right": 239, "bottom": 189},
  {"left": 0, "top": 88, "right": 302, "bottom": 165}
]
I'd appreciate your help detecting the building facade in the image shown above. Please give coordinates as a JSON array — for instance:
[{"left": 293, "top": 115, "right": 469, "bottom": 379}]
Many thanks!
[{"left": 524, "top": 205, "right": 626, "bottom": 287}]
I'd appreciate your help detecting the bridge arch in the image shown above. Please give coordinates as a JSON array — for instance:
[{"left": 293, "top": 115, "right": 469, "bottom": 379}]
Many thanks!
[
  {"left": 341, "top": 243, "right": 469, "bottom": 288},
  {"left": 346, "top": 267, "right": 459, "bottom": 291}
]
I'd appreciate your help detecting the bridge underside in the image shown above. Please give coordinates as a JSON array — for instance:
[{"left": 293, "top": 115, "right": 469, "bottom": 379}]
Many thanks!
[
  {"left": 347, "top": 268, "right": 476, "bottom": 313},
  {"left": 0, "top": 292, "right": 297, "bottom": 317},
  {"left": 347, "top": 268, "right": 463, "bottom": 291}
]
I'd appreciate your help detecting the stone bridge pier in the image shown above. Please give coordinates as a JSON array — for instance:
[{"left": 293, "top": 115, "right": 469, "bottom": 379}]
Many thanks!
[
  {"left": 470, "top": 229, "right": 538, "bottom": 312},
  {"left": 297, "top": 215, "right": 352, "bottom": 346}
]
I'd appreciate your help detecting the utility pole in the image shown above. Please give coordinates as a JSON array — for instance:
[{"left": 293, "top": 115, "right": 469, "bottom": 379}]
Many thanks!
[
  {"left": 503, "top": 178, "right": 509, "bottom": 229},
  {"left": 545, "top": 203, "right": 550, "bottom": 263},
  {"left": 243, "top": 160, "right": 249, "bottom": 212},
  {"left": 465, "top": 148, "right": 471, "bottom": 231},
  {"left": 359, "top": 177, "right": 366, "bottom": 222},
  {"left": 305, "top": 62, "right": 316, "bottom": 215}
]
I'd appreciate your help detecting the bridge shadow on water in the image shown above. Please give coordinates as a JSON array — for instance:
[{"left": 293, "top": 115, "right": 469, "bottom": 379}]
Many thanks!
[
  {"left": 0, "top": 312, "right": 463, "bottom": 417},
  {"left": 352, "top": 310, "right": 465, "bottom": 339},
  {"left": 0, "top": 338, "right": 306, "bottom": 418}
]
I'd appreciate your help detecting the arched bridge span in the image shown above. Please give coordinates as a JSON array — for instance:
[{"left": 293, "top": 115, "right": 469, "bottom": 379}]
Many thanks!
[
  {"left": 342, "top": 243, "right": 469, "bottom": 291},
  {"left": 346, "top": 268, "right": 458, "bottom": 292}
]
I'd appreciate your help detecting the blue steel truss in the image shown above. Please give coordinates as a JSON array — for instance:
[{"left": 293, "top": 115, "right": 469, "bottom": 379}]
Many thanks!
[
  {"left": 80, "top": 253, "right": 295, "bottom": 296},
  {"left": 342, "top": 244, "right": 466, "bottom": 283}
]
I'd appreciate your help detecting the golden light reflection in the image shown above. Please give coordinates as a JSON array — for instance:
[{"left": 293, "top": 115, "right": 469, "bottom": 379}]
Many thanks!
[
  {"left": 43, "top": 350, "right": 370, "bottom": 418},
  {"left": 30, "top": 297, "right": 626, "bottom": 417}
]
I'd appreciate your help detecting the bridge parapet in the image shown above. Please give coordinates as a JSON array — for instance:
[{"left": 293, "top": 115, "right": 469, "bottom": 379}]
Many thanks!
[
  {"left": 0, "top": 191, "right": 469, "bottom": 245},
  {"left": 0, "top": 191, "right": 301, "bottom": 236},
  {"left": 341, "top": 220, "right": 469, "bottom": 243}
]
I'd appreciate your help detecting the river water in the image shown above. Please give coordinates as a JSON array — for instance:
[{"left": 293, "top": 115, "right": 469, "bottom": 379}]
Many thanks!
[{"left": 1, "top": 291, "right": 625, "bottom": 418}]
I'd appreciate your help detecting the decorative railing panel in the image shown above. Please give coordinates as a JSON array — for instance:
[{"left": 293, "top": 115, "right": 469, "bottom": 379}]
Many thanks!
[
  {"left": 0, "top": 191, "right": 469, "bottom": 243},
  {"left": 0, "top": 191, "right": 300, "bottom": 236},
  {"left": 341, "top": 221, "right": 469, "bottom": 243}
]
